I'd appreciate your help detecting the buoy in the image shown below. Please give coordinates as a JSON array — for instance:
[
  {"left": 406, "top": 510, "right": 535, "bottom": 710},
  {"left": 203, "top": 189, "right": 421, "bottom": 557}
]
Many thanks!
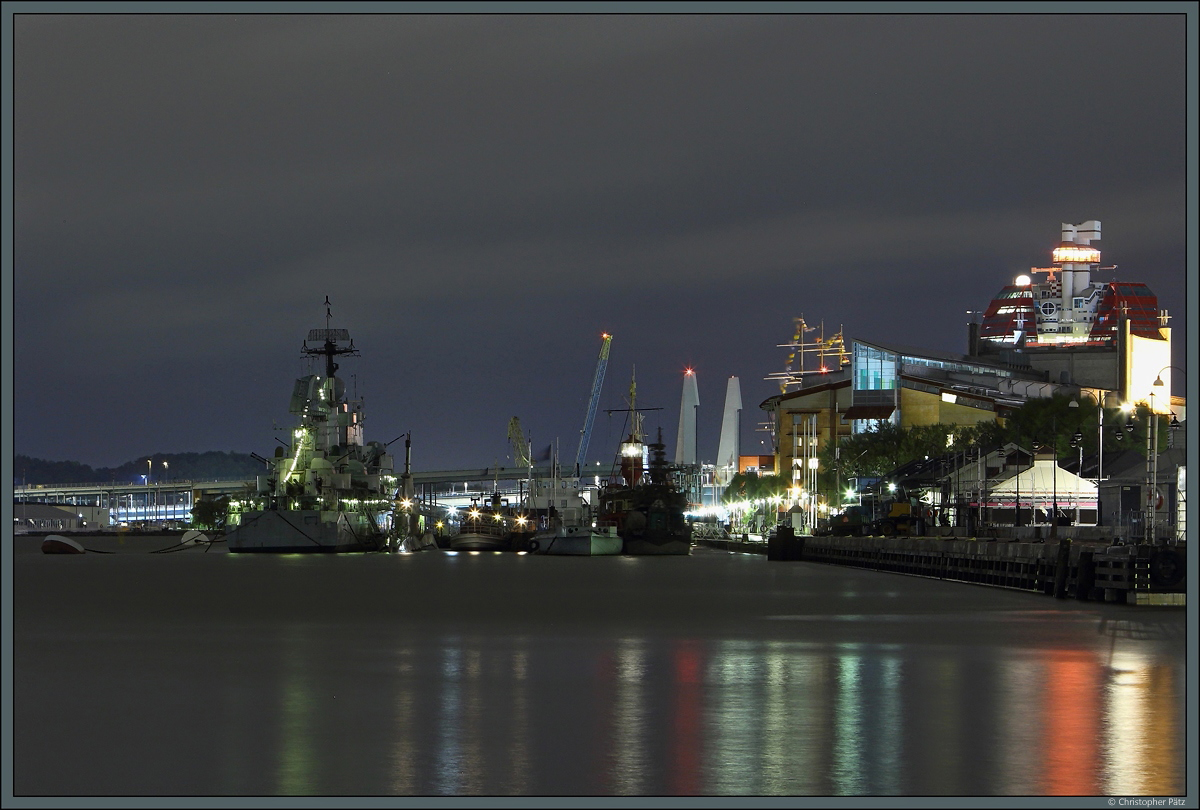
[
  {"left": 181, "top": 530, "right": 209, "bottom": 545},
  {"left": 42, "top": 535, "right": 85, "bottom": 554}
]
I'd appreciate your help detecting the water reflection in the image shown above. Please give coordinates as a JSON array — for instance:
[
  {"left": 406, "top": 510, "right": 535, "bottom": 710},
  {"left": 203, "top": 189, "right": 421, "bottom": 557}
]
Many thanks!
[
  {"left": 669, "top": 639, "right": 703, "bottom": 795},
  {"left": 258, "top": 622, "right": 1181, "bottom": 796},
  {"left": 436, "top": 642, "right": 463, "bottom": 794},
  {"left": 832, "top": 653, "right": 864, "bottom": 795},
  {"left": 997, "top": 655, "right": 1046, "bottom": 795},
  {"left": 1103, "top": 650, "right": 1182, "bottom": 797},
  {"left": 277, "top": 626, "right": 317, "bottom": 795},
  {"left": 611, "top": 638, "right": 647, "bottom": 795}
]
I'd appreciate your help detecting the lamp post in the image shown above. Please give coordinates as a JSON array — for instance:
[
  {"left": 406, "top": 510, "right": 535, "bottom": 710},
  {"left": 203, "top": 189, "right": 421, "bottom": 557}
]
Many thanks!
[
  {"left": 1071, "top": 428, "right": 1083, "bottom": 525},
  {"left": 1049, "top": 418, "right": 1058, "bottom": 539},
  {"left": 1146, "top": 367, "right": 1182, "bottom": 544},
  {"left": 1147, "top": 387, "right": 1159, "bottom": 544},
  {"left": 1068, "top": 390, "right": 1105, "bottom": 485}
]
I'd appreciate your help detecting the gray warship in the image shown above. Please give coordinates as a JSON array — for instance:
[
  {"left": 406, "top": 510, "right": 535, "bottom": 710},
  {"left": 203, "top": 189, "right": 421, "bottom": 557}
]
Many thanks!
[{"left": 225, "top": 300, "right": 400, "bottom": 552}]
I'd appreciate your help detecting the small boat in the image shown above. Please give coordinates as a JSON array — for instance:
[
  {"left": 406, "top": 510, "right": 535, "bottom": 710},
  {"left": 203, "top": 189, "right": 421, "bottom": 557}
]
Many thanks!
[
  {"left": 539, "top": 519, "right": 623, "bottom": 556},
  {"left": 450, "top": 493, "right": 533, "bottom": 551},
  {"left": 41, "top": 535, "right": 85, "bottom": 554}
]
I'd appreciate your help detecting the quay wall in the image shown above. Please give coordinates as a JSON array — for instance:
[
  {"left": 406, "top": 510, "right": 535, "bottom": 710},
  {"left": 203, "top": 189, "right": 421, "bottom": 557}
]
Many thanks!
[{"left": 698, "top": 533, "right": 1187, "bottom": 607}]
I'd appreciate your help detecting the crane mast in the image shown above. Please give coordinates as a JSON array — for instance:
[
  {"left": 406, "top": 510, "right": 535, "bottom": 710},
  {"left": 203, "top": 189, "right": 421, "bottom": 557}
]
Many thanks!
[{"left": 574, "top": 333, "right": 612, "bottom": 475}]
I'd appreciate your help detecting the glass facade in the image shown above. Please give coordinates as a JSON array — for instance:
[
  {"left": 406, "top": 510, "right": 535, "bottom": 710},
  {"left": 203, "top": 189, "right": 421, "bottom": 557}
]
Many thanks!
[
  {"left": 853, "top": 343, "right": 897, "bottom": 392},
  {"left": 852, "top": 342, "right": 899, "bottom": 433}
]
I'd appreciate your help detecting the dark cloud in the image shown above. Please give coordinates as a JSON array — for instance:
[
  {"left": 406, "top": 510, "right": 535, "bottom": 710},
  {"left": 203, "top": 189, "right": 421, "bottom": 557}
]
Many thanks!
[{"left": 13, "top": 13, "right": 1187, "bottom": 469}]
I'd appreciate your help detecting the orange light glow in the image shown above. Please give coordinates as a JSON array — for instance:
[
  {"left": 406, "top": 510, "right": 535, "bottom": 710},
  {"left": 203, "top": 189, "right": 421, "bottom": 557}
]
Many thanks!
[{"left": 1052, "top": 245, "right": 1101, "bottom": 265}]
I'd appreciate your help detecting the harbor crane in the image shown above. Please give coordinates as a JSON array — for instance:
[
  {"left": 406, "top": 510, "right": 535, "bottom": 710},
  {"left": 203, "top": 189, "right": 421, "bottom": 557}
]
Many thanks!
[
  {"left": 508, "top": 417, "right": 531, "bottom": 468},
  {"left": 574, "top": 332, "right": 613, "bottom": 475}
]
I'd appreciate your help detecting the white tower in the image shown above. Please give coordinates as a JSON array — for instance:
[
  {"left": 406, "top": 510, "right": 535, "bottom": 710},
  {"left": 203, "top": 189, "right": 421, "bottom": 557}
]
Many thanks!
[
  {"left": 1054, "top": 221, "right": 1101, "bottom": 336},
  {"left": 675, "top": 369, "right": 700, "bottom": 465},
  {"left": 715, "top": 376, "right": 742, "bottom": 476}
]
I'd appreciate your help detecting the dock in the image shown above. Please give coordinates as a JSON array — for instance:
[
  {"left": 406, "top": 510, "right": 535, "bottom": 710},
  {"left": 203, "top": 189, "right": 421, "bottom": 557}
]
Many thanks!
[{"left": 699, "top": 532, "right": 1187, "bottom": 606}]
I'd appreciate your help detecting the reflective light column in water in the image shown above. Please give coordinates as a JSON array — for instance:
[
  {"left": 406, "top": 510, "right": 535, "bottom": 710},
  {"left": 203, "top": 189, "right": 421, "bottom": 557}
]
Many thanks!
[
  {"left": 705, "top": 639, "right": 764, "bottom": 795},
  {"left": 436, "top": 643, "right": 463, "bottom": 794},
  {"left": 873, "top": 655, "right": 903, "bottom": 795},
  {"left": 387, "top": 651, "right": 418, "bottom": 795},
  {"left": 1103, "top": 649, "right": 1184, "bottom": 796},
  {"left": 668, "top": 639, "right": 703, "bottom": 796},
  {"left": 277, "top": 626, "right": 317, "bottom": 796},
  {"left": 757, "top": 643, "right": 831, "bottom": 795},
  {"left": 832, "top": 652, "right": 864, "bottom": 796},
  {"left": 610, "top": 639, "right": 647, "bottom": 795},
  {"left": 1044, "top": 650, "right": 1101, "bottom": 796},
  {"left": 996, "top": 654, "right": 1047, "bottom": 795},
  {"left": 504, "top": 647, "right": 530, "bottom": 796}
]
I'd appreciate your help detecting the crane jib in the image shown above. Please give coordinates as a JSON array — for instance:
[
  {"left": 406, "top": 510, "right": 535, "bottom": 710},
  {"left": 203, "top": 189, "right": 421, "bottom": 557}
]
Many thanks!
[{"left": 575, "top": 334, "right": 613, "bottom": 472}]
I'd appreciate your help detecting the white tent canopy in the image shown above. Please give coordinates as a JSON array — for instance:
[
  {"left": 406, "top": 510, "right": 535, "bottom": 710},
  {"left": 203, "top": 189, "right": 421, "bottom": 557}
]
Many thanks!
[{"left": 991, "top": 457, "right": 1097, "bottom": 500}]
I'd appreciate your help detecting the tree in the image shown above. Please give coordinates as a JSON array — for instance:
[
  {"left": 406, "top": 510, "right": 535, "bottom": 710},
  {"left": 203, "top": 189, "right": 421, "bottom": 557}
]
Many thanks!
[
  {"left": 723, "top": 472, "right": 788, "bottom": 532},
  {"left": 190, "top": 495, "right": 230, "bottom": 530}
]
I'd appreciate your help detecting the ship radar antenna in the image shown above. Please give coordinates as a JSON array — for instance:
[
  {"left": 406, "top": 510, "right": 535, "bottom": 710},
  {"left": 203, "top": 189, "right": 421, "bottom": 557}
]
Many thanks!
[{"left": 304, "top": 297, "right": 359, "bottom": 380}]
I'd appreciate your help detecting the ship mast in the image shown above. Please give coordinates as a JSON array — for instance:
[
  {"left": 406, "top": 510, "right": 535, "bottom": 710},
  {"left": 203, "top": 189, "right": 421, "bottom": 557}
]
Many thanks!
[{"left": 302, "top": 296, "right": 359, "bottom": 385}]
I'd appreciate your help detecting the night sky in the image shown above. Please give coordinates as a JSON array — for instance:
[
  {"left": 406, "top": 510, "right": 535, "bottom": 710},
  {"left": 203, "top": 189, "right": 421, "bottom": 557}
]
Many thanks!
[{"left": 12, "top": 13, "right": 1188, "bottom": 472}]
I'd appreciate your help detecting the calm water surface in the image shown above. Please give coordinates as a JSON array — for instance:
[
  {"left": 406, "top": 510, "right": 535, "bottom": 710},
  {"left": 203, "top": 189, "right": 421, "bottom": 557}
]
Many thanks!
[{"left": 12, "top": 538, "right": 1187, "bottom": 797}]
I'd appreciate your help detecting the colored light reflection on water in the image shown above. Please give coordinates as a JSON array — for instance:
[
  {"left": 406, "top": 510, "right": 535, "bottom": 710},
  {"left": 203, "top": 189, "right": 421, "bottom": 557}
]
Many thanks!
[
  {"left": 244, "top": 632, "right": 1182, "bottom": 797},
  {"left": 12, "top": 548, "right": 1187, "bottom": 797}
]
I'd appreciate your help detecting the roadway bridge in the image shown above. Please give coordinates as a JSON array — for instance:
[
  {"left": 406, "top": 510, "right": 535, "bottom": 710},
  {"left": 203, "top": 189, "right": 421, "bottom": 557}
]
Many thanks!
[{"left": 13, "top": 465, "right": 603, "bottom": 528}]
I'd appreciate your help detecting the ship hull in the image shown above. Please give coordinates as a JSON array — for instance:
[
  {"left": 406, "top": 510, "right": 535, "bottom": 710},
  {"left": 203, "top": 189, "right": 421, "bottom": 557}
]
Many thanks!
[
  {"left": 621, "top": 535, "right": 692, "bottom": 555},
  {"left": 225, "top": 510, "right": 384, "bottom": 553},
  {"left": 449, "top": 532, "right": 512, "bottom": 551},
  {"left": 541, "top": 526, "right": 623, "bottom": 556}
]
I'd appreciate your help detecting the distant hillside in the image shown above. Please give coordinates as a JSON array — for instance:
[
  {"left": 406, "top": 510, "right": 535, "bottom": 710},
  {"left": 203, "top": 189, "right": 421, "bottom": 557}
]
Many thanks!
[{"left": 15, "top": 452, "right": 267, "bottom": 486}]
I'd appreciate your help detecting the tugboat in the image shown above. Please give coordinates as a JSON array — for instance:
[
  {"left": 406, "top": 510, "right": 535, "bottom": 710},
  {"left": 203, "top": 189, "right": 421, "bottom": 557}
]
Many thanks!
[
  {"left": 224, "top": 300, "right": 398, "bottom": 552},
  {"left": 597, "top": 374, "right": 691, "bottom": 555},
  {"left": 450, "top": 493, "right": 533, "bottom": 551}
]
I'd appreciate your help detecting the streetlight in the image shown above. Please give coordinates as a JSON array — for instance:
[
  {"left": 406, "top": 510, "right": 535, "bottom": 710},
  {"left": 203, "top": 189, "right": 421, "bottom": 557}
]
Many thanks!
[
  {"left": 1068, "top": 389, "right": 1107, "bottom": 485},
  {"left": 1070, "top": 428, "right": 1084, "bottom": 525},
  {"left": 1049, "top": 418, "right": 1059, "bottom": 539},
  {"left": 1144, "top": 366, "right": 1182, "bottom": 543}
]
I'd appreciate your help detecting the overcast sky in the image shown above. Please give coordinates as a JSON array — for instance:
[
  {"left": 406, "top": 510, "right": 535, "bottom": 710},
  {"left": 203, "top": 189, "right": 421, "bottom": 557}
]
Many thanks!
[{"left": 11, "top": 12, "right": 1188, "bottom": 471}]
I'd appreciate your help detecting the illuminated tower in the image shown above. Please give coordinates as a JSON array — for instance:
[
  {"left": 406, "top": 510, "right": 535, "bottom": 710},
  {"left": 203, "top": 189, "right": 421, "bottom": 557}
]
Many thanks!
[
  {"left": 974, "top": 221, "right": 1171, "bottom": 401},
  {"left": 675, "top": 368, "right": 699, "bottom": 465},
  {"left": 1054, "top": 220, "right": 1102, "bottom": 340}
]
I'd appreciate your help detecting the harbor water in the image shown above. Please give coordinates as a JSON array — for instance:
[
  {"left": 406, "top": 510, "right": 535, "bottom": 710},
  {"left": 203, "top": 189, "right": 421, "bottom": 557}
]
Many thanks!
[{"left": 12, "top": 537, "right": 1187, "bottom": 797}]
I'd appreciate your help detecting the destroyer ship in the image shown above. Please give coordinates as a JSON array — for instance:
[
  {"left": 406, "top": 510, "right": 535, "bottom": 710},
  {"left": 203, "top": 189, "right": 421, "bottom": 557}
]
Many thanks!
[{"left": 225, "top": 301, "right": 398, "bottom": 552}]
